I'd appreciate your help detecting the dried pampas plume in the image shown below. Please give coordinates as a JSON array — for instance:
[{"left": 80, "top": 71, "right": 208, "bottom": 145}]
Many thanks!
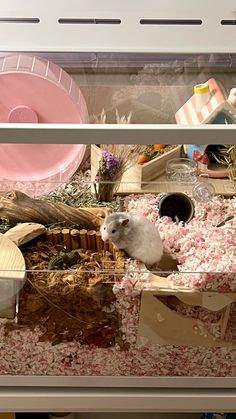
[
  {"left": 92, "top": 108, "right": 132, "bottom": 124},
  {"left": 115, "top": 109, "right": 132, "bottom": 124},
  {"left": 92, "top": 108, "right": 107, "bottom": 124}
]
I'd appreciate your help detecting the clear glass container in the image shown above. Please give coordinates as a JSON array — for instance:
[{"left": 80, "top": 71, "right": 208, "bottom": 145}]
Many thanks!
[
  {"left": 0, "top": 52, "right": 236, "bottom": 126},
  {"left": 0, "top": 51, "right": 235, "bottom": 382},
  {"left": 166, "top": 158, "right": 198, "bottom": 183},
  {"left": 0, "top": 163, "right": 235, "bottom": 378}
]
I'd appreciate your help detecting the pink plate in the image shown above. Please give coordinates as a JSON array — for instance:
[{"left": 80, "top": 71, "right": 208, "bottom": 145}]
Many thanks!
[{"left": 0, "top": 144, "right": 86, "bottom": 197}]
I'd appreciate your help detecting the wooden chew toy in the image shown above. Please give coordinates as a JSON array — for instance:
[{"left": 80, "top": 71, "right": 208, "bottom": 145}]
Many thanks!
[
  {"left": 95, "top": 231, "right": 104, "bottom": 251},
  {"left": 70, "top": 229, "right": 80, "bottom": 250},
  {"left": 61, "top": 228, "right": 71, "bottom": 250},
  {"left": 0, "top": 190, "right": 107, "bottom": 228},
  {"left": 79, "top": 229, "right": 88, "bottom": 250},
  {"left": 51, "top": 229, "right": 62, "bottom": 245},
  {"left": 87, "top": 230, "right": 97, "bottom": 252},
  {"left": 4, "top": 222, "right": 46, "bottom": 246},
  {"left": 46, "top": 227, "right": 125, "bottom": 267},
  {"left": 46, "top": 226, "right": 125, "bottom": 282}
]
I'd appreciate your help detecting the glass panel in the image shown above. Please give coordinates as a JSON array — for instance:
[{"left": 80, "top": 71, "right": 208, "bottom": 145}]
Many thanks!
[
  {"left": 0, "top": 52, "right": 236, "bottom": 124},
  {"left": 0, "top": 142, "right": 235, "bottom": 377}
]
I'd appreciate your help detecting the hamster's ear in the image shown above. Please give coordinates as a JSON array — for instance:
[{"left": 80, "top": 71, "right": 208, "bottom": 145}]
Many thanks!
[
  {"left": 104, "top": 208, "right": 112, "bottom": 219},
  {"left": 121, "top": 218, "right": 129, "bottom": 227}
]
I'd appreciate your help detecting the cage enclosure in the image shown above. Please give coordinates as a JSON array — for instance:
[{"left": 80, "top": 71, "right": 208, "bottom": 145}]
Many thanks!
[{"left": 0, "top": 0, "right": 236, "bottom": 413}]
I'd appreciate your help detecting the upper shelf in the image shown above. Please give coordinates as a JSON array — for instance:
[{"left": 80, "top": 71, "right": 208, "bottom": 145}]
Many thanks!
[{"left": 0, "top": 0, "right": 236, "bottom": 53}]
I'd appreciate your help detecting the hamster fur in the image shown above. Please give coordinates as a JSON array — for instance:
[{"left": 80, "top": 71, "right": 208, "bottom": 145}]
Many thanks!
[{"left": 100, "top": 212, "right": 163, "bottom": 266}]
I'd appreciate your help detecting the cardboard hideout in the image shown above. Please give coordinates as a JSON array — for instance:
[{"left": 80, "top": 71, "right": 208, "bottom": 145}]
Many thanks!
[{"left": 137, "top": 273, "right": 236, "bottom": 348}]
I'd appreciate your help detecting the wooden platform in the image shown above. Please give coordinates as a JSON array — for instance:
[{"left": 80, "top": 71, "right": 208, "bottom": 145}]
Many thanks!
[{"left": 115, "top": 173, "right": 235, "bottom": 196}]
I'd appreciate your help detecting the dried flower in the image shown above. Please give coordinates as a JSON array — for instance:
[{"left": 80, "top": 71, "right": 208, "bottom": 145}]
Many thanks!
[
  {"left": 95, "top": 144, "right": 147, "bottom": 202},
  {"left": 115, "top": 109, "right": 132, "bottom": 124},
  {"left": 96, "top": 151, "right": 121, "bottom": 181}
]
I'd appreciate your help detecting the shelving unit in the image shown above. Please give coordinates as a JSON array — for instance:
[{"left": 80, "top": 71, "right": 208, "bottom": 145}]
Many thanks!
[
  {"left": 1, "top": 377, "right": 236, "bottom": 412},
  {"left": 0, "top": 0, "right": 236, "bottom": 412}
]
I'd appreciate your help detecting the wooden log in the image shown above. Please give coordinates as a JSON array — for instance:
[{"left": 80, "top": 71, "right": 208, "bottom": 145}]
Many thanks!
[
  {"left": 87, "top": 230, "right": 97, "bottom": 252},
  {"left": 95, "top": 232, "right": 104, "bottom": 251},
  {"left": 79, "top": 229, "right": 88, "bottom": 250},
  {"left": 51, "top": 229, "right": 62, "bottom": 244},
  {"left": 70, "top": 229, "right": 80, "bottom": 250},
  {"left": 81, "top": 206, "right": 112, "bottom": 218},
  {"left": 61, "top": 228, "right": 71, "bottom": 250},
  {"left": 0, "top": 190, "right": 106, "bottom": 228}
]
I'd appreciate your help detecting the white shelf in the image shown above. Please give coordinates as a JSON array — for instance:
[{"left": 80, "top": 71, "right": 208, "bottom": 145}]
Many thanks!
[
  {"left": 1, "top": 386, "right": 236, "bottom": 412},
  {"left": 1, "top": 123, "right": 236, "bottom": 144},
  {"left": 0, "top": 0, "right": 236, "bottom": 53},
  {"left": 0, "top": 377, "right": 235, "bottom": 412}
]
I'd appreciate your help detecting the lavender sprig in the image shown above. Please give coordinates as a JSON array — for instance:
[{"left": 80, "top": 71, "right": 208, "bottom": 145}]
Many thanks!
[{"left": 96, "top": 151, "right": 121, "bottom": 180}]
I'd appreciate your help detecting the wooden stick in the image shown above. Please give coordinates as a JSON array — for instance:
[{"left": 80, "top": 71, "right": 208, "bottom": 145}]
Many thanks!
[
  {"left": 0, "top": 190, "right": 105, "bottom": 228},
  {"left": 70, "top": 229, "right": 80, "bottom": 250},
  {"left": 87, "top": 230, "right": 97, "bottom": 252},
  {"left": 52, "top": 229, "right": 62, "bottom": 244},
  {"left": 79, "top": 229, "right": 88, "bottom": 250},
  {"left": 61, "top": 228, "right": 71, "bottom": 250},
  {"left": 46, "top": 230, "right": 54, "bottom": 243},
  {"left": 95, "top": 232, "right": 104, "bottom": 252}
]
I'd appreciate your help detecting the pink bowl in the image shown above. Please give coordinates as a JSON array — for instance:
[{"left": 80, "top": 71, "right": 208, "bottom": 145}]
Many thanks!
[{"left": 0, "top": 144, "right": 86, "bottom": 197}]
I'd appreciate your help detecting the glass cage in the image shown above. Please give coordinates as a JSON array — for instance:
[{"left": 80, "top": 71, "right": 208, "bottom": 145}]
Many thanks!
[{"left": 0, "top": 0, "right": 236, "bottom": 412}]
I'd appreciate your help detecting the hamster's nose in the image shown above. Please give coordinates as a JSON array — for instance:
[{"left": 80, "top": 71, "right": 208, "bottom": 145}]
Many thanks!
[{"left": 101, "top": 232, "right": 109, "bottom": 242}]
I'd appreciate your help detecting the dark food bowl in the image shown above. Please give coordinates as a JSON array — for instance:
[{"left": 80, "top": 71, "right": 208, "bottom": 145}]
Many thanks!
[{"left": 158, "top": 192, "right": 195, "bottom": 223}]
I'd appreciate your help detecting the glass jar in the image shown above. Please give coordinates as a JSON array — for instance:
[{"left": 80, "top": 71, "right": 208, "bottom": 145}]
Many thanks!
[{"left": 166, "top": 158, "right": 198, "bottom": 183}]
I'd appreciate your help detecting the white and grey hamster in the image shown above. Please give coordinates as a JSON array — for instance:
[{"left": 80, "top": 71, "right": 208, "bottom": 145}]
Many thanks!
[{"left": 100, "top": 211, "right": 163, "bottom": 266}]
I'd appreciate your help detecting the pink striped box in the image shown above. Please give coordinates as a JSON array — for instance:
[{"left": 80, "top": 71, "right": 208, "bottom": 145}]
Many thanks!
[{"left": 175, "top": 78, "right": 236, "bottom": 124}]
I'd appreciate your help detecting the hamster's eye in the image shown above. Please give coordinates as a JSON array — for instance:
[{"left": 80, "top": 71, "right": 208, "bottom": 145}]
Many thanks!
[
  {"left": 103, "top": 226, "right": 106, "bottom": 230},
  {"left": 112, "top": 229, "right": 116, "bottom": 234}
]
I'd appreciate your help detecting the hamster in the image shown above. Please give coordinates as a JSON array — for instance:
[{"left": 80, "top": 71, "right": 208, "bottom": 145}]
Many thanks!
[{"left": 100, "top": 212, "right": 163, "bottom": 266}]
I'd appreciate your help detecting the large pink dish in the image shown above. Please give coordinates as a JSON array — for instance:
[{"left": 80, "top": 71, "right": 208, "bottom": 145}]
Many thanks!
[{"left": 0, "top": 143, "right": 86, "bottom": 197}]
